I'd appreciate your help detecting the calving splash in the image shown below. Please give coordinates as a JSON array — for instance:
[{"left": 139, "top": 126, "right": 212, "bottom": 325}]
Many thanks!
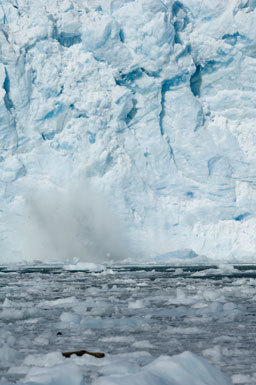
[
  {"left": 15, "top": 181, "right": 129, "bottom": 263},
  {"left": 1, "top": 0, "right": 256, "bottom": 262}
]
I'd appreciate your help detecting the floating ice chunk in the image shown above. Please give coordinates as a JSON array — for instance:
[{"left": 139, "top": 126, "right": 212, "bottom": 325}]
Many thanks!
[
  {"left": 223, "top": 302, "right": 237, "bottom": 312},
  {"left": 109, "top": 351, "right": 153, "bottom": 366},
  {"left": 97, "top": 351, "right": 232, "bottom": 385},
  {"left": 38, "top": 296, "right": 79, "bottom": 308},
  {"left": 132, "top": 340, "right": 155, "bottom": 349},
  {"left": 128, "top": 299, "right": 144, "bottom": 309},
  {"left": 173, "top": 268, "right": 183, "bottom": 275},
  {"left": 64, "top": 262, "right": 106, "bottom": 272},
  {"left": 34, "top": 336, "right": 49, "bottom": 346},
  {"left": 2, "top": 298, "right": 14, "bottom": 308},
  {"left": 0, "top": 308, "right": 38, "bottom": 320},
  {"left": 202, "top": 345, "right": 222, "bottom": 365},
  {"left": 232, "top": 373, "right": 253, "bottom": 384},
  {"left": 191, "top": 302, "right": 209, "bottom": 309},
  {"left": 7, "top": 365, "right": 28, "bottom": 376},
  {"left": 23, "top": 352, "right": 64, "bottom": 367},
  {"left": 168, "top": 288, "right": 197, "bottom": 305},
  {"left": 213, "top": 335, "right": 238, "bottom": 344},
  {"left": 168, "top": 327, "right": 202, "bottom": 334},
  {"left": 60, "top": 311, "right": 81, "bottom": 325},
  {"left": 0, "top": 343, "right": 19, "bottom": 364},
  {"left": 164, "top": 249, "right": 198, "bottom": 259},
  {"left": 217, "top": 264, "right": 237, "bottom": 272},
  {"left": 149, "top": 250, "right": 210, "bottom": 265},
  {"left": 100, "top": 336, "right": 135, "bottom": 343},
  {"left": 23, "top": 361, "right": 83, "bottom": 385},
  {"left": 100, "top": 360, "right": 139, "bottom": 376}
]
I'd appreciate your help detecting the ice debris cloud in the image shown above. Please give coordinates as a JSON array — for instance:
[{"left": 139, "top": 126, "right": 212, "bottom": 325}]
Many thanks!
[
  {"left": 17, "top": 181, "right": 129, "bottom": 262},
  {"left": 1, "top": 0, "right": 256, "bottom": 261}
]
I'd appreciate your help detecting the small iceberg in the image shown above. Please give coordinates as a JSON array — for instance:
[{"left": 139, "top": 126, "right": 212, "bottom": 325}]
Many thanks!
[
  {"left": 63, "top": 262, "right": 106, "bottom": 272},
  {"left": 150, "top": 249, "right": 210, "bottom": 264}
]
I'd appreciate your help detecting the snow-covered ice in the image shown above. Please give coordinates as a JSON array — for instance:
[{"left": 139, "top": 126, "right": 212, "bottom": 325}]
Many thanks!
[
  {"left": 1, "top": 0, "right": 256, "bottom": 262},
  {"left": 0, "top": 265, "right": 256, "bottom": 384}
]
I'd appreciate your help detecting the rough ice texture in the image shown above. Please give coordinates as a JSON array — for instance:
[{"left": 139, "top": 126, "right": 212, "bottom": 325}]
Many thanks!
[
  {"left": 1, "top": 0, "right": 256, "bottom": 261},
  {"left": 96, "top": 351, "right": 232, "bottom": 385},
  {"left": 5, "top": 351, "right": 233, "bottom": 385}
]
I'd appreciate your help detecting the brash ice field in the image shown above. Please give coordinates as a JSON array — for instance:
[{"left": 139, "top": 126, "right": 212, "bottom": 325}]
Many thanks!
[{"left": 1, "top": 264, "right": 256, "bottom": 385}]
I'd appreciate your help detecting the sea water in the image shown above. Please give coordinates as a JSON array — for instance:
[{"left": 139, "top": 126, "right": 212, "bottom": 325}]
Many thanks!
[{"left": 0, "top": 265, "right": 255, "bottom": 384}]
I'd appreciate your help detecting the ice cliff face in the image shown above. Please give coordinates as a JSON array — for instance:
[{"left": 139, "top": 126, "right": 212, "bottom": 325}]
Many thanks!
[{"left": 1, "top": 0, "right": 256, "bottom": 262}]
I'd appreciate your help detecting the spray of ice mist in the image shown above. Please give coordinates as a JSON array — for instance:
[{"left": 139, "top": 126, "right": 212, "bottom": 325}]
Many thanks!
[{"left": 21, "top": 181, "right": 129, "bottom": 262}]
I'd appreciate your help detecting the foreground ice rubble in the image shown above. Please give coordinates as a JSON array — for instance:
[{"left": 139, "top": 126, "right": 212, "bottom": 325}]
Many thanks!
[
  {"left": 1, "top": 0, "right": 256, "bottom": 261},
  {"left": 21, "top": 351, "right": 232, "bottom": 385},
  {"left": 1, "top": 266, "right": 256, "bottom": 384}
]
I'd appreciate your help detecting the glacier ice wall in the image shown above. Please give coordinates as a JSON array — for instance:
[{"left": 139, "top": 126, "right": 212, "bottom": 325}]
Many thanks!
[{"left": 1, "top": 0, "right": 256, "bottom": 262}]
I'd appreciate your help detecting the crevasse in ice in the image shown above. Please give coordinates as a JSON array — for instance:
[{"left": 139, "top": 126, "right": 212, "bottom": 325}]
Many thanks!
[{"left": 1, "top": 0, "right": 256, "bottom": 261}]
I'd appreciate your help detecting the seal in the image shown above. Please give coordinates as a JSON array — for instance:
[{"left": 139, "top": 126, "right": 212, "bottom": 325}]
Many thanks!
[{"left": 62, "top": 350, "right": 105, "bottom": 358}]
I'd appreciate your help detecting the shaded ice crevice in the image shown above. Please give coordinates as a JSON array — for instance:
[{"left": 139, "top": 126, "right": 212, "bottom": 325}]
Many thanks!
[
  {"left": 115, "top": 67, "right": 180, "bottom": 166},
  {"left": 20, "top": 17, "right": 82, "bottom": 58},
  {"left": 51, "top": 22, "right": 82, "bottom": 48},
  {"left": 158, "top": 77, "right": 187, "bottom": 168},
  {"left": 125, "top": 98, "right": 138, "bottom": 126},
  {"left": 190, "top": 64, "right": 202, "bottom": 97},
  {"left": 114, "top": 68, "right": 144, "bottom": 88},
  {"left": 2, "top": 66, "right": 18, "bottom": 143},
  {"left": 2, "top": 66, "right": 27, "bottom": 180},
  {"left": 114, "top": 69, "right": 142, "bottom": 127},
  {"left": 172, "top": 0, "right": 190, "bottom": 44},
  {"left": 234, "top": 212, "right": 251, "bottom": 221},
  {"left": 3, "top": 67, "right": 14, "bottom": 111},
  {"left": 40, "top": 102, "right": 67, "bottom": 141}
]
